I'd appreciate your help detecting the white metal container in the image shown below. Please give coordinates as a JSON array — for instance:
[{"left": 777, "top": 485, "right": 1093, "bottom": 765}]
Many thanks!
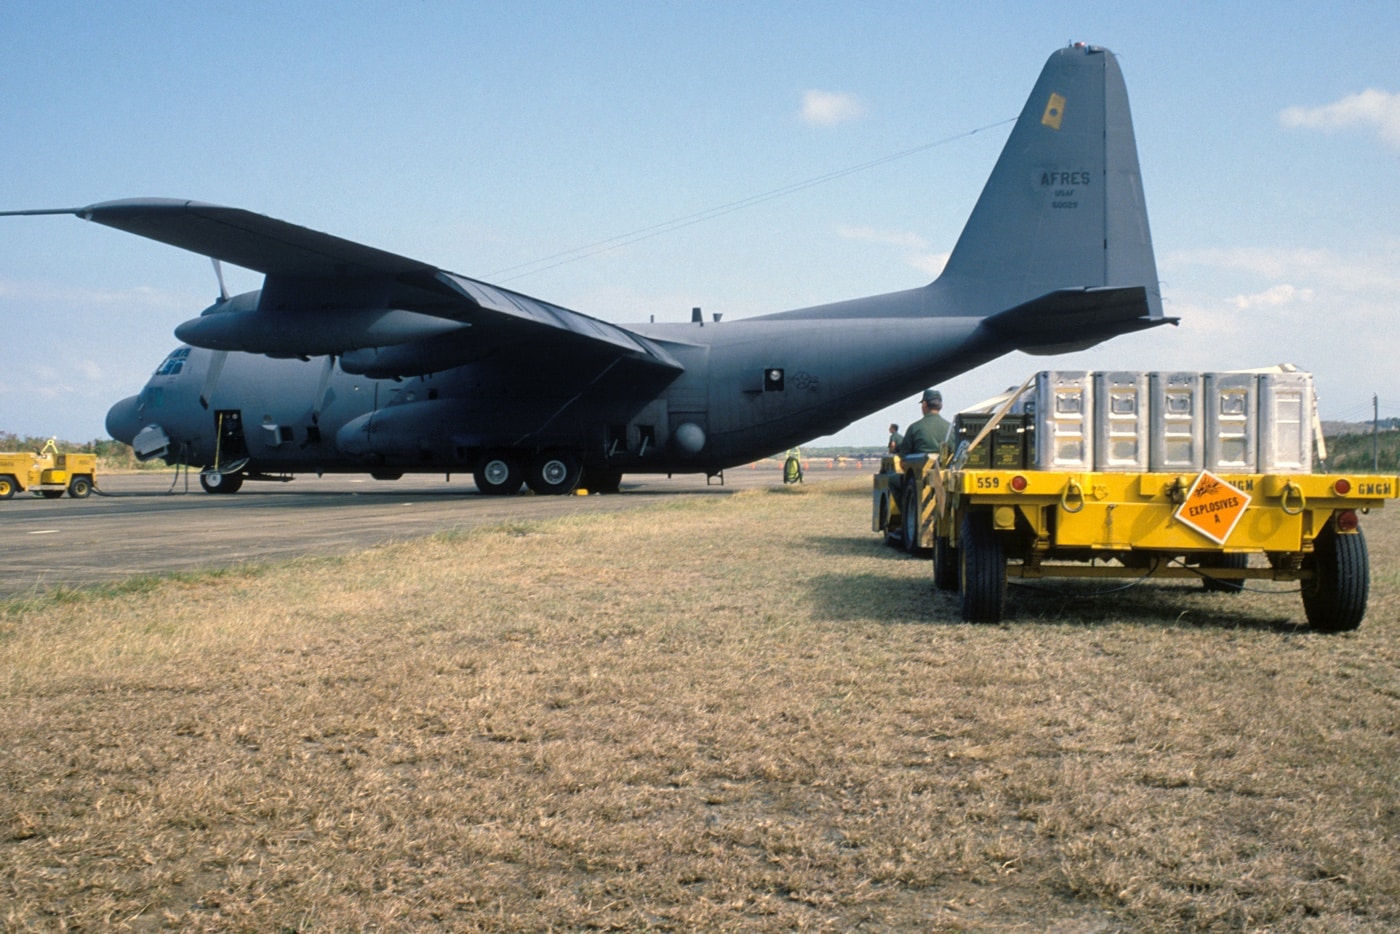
[
  {"left": 1258, "top": 370, "right": 1314, "bottom": 473},
  {"left": 1148, "top": 372, "right": 1204, "bottom": 472},
  {"left": 1093, "top": 371, "right": 1150, "bottom": 472},
  {"left": 1204, "top": 372, "right": 1258, "bottom": 472},
  {"left": 1034, "top": 371, "right": 1095, "bottom": 470}
]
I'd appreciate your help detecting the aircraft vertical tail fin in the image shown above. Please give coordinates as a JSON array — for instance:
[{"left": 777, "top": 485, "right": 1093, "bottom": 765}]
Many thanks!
[{"left": 936, "top": 44, "right": 1164, "bottom": 330}]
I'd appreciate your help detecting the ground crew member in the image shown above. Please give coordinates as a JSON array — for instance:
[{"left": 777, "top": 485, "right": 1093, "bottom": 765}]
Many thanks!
[
  {"left": 783, "top": 447, "right": 803, "bottom": 484},
  {"left": 898, "top": 388, "right": 952, "bottom": 457},
  {"left": 887, "top": 423, "right": 902, "bottom": 453}
]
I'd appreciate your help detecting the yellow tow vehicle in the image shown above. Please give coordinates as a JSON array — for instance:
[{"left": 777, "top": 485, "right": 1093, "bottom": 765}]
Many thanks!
[
  {"left": 0, "top": 439, "right": 97, "bottom": 501},
  {"left": 873, "top": 453, "right": 942, "bottom": 554}
]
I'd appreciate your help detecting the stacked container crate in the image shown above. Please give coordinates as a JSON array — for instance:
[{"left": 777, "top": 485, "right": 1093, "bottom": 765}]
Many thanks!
[
  {"left": 1032, "top": 371, "right": 1095, "bottom": 470},
  {"left": 1204, "top": 372, "right": 1259, "bottom": 472},
  {"left": 1093, "top": 371, "right": 1150, "bottom": 472},
  {"left": 1258, "top": 370, "right": 1314, "bottom": 473},
  {"left": 1149, "top": 372, "right": 1205, "bottom": 471},
  {"left": 1015, "top": 368, "right": 1313, "bottom": 475}
]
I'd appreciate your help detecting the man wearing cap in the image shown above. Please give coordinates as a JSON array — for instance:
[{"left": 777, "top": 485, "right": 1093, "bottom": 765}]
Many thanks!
[
  {"left": 887, "top": 423, "right": 903, "bottom": 453},
  {"left": 897, "top": 389, "right": 952, "bottom": 457}
]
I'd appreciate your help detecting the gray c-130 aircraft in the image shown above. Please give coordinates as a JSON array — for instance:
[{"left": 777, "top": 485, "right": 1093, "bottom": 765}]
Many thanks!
[{"left": 8, "top": 44, "right": 1174, "bottom": 495}]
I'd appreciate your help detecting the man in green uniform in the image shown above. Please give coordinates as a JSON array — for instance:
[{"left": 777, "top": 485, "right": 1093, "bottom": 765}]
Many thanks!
[
  {"left": 898, "top": 388, "right": 952, "bottom": 457},
  {"left": 887, "top": 423, "right": 902, "bottom": 453}
]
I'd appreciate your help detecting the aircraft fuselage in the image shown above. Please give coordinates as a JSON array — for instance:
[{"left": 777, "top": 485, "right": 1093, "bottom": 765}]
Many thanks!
[{"left": 106, "top": 295, "right": 997, "bottom": 486}]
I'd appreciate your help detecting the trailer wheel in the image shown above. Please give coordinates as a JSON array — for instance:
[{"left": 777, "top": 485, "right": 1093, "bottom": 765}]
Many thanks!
[
  {"left": 1302, "top": 526, "right": 1368, "bottom": 633},
  {"left": 0, "top": 475, "right": 15, "bottom": 499},
  {"left": 68, "top": 476, "right": 92, "bottom": 499},
  {"left": 959, "top": 510, "right": 1006, "bottom": 623},
  {"left": 1200, "top": 553, "right": 1247, "bottom": 593},
  {"left": 934, "top": 535, "right": 958, "bottom": 591}
]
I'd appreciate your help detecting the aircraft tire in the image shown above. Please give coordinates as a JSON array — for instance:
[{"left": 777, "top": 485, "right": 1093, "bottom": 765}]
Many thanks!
[
  {"left": 0, "top": 476, "right": 15, "bottom": 499},
  {"left": 199, "top": 471, "right": 244, "bottom": 495},
  {"left": 1302, "top": 526, "right": 1368, "bottom": 633},
  {"left": 959, "top": 510, "right": 1006, "bottom": 623},
  {"left": 934, "top": 535, "right": 958, "bottom": 591},
  {"left": 1200, "top": 552, "right": 1247, "bottom": 593},
  {"left": 370, "top": 471, "right": 404, "bottom": 481},
  {"left": 42, "top": 490, "right": 65, "bottom": 499},
  {"left": 526, "top": 449, "right": 582, "bottom": 496},
  {"left": 879, "top": 494, "right": 900, "bottom": 547},
  {"left": 68, "top": 476, "right": 93, "bottom": 499},
  {"left": 474, "top": 452, "right": 524, "bottom": 496},
  {"left": 900, "top": 487, "right": 926, "bottom": 555}
]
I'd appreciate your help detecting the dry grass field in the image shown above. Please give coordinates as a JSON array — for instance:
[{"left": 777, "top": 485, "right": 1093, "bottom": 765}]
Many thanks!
[{"left": 2, "top": 478, "right": 1398, "bottom": 931}]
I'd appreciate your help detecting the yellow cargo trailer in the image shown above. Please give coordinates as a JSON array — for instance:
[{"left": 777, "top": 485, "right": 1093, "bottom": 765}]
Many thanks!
[
  {"left": 874, "top": 370, "right": 1397, "bottom": 629},
  {"left": 933, "top": 463, "right": 1394, "bottom": 629}
]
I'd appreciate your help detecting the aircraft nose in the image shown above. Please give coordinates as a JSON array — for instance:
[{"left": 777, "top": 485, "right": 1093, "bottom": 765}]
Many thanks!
[{"left": 105, "top": 394, "right": 143, "bottom": 443}]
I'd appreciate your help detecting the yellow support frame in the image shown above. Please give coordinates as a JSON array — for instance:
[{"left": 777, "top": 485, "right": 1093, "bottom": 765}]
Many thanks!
[{"left": 944, "top": 469, "right": 1397, "bottom": 556}]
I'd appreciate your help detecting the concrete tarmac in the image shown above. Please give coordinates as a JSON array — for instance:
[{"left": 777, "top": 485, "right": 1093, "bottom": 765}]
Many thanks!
[{"left": 0, "top": 465, "right": 852, "bottom": 599}]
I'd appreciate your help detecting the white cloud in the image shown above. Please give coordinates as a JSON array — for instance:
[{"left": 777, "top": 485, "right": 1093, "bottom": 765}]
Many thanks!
[
  {"left": 801, "top": 89, "right": 865, "bottom": 126},
  {"left": 1230, "top": 283, "right": 1314, "bottom": 310},
  {"left": 1280, "top": 88, "right": 1400, "bottom": 151},
  {"left": 908, "top": 252, "right": 950, "bottom": 277},
  {"left": 1148, "top": 241, "right": 1400, "bottom": 419},
  {"left": 835, "top": 225, "right": 947, "bottom": 276},
  {"left": 0, "top": 276, "right": 199, "bottom": 312},
  {"left": 835, "top": 225, "right": 926, "bottom": 249},
  {"left": 1164, "top": 245, "right": 1400, "bottom": 295},
  {"left": 74, "top": 359, "right": 105, "bottom": 382}
]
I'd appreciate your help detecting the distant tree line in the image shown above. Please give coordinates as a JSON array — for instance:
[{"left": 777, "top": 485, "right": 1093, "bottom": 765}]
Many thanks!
[
  {"left": 0, "top": 433, "right": 152, "bottom": 470},
  {"left": 1323, "top": 429, "right": 1400, "bottom": 473}
]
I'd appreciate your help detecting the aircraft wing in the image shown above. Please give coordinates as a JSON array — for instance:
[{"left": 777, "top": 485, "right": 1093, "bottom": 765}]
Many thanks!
[{"left": 27, "top": 199, "right": 682, "bottom": 371}]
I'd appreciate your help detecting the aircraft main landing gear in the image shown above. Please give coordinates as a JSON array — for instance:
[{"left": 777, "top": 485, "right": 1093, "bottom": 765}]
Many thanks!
[
  {"left": 473, "top": 451, "right": 524, "bottom": 496},
  {"left": 471, "top": 448, "right": 585, "bottom": 496},
  {"left": 526, "top": 449, "right": 582, "bottom": 496}
]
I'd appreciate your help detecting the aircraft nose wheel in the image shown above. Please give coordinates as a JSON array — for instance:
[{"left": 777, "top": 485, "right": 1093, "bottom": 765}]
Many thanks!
[
  {"left": 526, "top": 449, "right": 582, "bottom": 495},
  {"left": 199, "top": 470, "right": 244, "bottom": 494}
]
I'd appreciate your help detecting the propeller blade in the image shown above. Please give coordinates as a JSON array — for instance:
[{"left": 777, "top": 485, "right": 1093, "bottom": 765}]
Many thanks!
[
  {"left": 313, "top": 355, "right": 336, "bottom": 423},
  {"left": 210, "top": 257, "right": 229, "bottom": 302},
  {"left": 199, "top": 350, "right": 228, "bottom": 410}
]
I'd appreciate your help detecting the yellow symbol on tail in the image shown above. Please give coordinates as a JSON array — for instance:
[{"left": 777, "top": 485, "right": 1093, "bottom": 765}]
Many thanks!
[{"left": 1041, "top": 92, "right": 1066, "bottom": 130}]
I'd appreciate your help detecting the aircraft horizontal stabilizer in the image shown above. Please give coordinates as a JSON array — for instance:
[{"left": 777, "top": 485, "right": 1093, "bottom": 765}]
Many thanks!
[{"left": 982, "top": 286, "right": 1178, "bottom": 355}]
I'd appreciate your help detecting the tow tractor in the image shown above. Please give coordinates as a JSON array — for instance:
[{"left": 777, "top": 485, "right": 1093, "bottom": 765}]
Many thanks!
[
  {"left": 0, "top": 439, "right": 97, "bottom": 501},
  {"left": 874, "top": 369, "right": 1397, "bottom": 629}
]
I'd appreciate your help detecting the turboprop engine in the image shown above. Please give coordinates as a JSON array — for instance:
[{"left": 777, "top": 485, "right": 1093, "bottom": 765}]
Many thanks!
[{"left": 174, "top": 291, "right": 466, "bottom": 356}]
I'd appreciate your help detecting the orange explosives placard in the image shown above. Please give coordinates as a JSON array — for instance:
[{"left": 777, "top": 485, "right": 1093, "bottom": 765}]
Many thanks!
[{"left": 1175, "top": 471, "right": 1251, "bottom": 545}]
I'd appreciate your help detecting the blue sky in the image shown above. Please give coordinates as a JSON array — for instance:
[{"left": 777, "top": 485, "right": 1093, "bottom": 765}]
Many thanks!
[{"left": 3, "top": 2, "right": 1398, "bottom": 447}]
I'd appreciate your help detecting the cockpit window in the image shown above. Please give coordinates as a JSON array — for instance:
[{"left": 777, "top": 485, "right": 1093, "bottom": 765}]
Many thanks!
[{"left": 154, "top": 347, "right": 190, "bottom": 377}]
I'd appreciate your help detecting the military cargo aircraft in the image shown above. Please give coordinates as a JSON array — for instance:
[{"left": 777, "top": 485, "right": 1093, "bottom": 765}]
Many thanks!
[{"left": 6, "top": 44, "right": 1173, "bottom": 495}]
